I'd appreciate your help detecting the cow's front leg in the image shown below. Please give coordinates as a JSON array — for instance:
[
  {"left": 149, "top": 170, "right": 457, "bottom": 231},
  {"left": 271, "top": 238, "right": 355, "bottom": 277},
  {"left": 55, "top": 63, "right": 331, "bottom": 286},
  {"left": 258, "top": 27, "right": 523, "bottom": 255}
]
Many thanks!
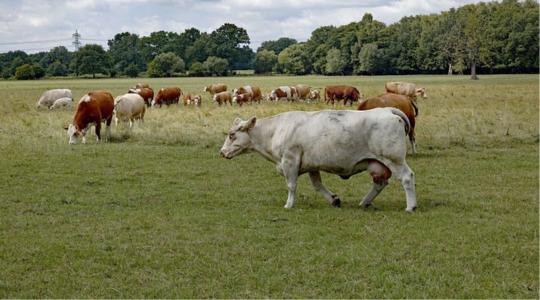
[
  {"left": 280, "top": 154, "right": 300, "bottom": 209},
  {"left": 309, "top": 171, "right": 340, "bottom": 207}
]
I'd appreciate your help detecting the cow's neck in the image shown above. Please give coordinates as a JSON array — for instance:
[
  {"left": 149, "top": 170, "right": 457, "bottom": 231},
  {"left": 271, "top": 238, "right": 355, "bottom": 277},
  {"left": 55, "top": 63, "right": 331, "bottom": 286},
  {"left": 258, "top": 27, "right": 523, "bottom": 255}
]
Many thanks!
[{"left": 249, "top": 118, "right": 279, "bottom": 163}]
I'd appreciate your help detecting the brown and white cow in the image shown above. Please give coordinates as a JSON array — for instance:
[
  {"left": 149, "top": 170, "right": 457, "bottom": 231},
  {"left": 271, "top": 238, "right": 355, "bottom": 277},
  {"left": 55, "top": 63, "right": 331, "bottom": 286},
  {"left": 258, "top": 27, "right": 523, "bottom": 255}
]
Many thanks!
[
  {"left": 232, "top": 93, "right": 251, "bottom": 106},
  {"left": 134, "top": 83, "right": 150, "bottom": 89},
  {"left": 232, "top": 85, "right": 263, "bottom": 103},
  {"left": 203, "top": 83, "right": 227, "bottom": 95},
  {"left": 213, "top": 91, "right": 233, "bottom": 106},
  {"left": 152, "top": 87, "right": 182, "bottom": 107},
  {"left": 308, "top": 90, "right": 321, "bottom": 102},
  {"left": 128, "top": 87, "right": 154, "bottom": 107},
  {"left": 268, "top": 86, "right": 298, "bottom": 101},
  {"left": 66, "top": 91, "right": 114, "bottom": 144},
  {"left": 385, "top": 82, "right": 427, "bottom": 99},
  {"left": 325, "top": 85, "right": 362, "bottom": 106},
  {"left": 358, "top": 93, "right": 417, "bottom": 155},
  {"left": 183, "top": 93, "right": 202, "bottom": 107}
]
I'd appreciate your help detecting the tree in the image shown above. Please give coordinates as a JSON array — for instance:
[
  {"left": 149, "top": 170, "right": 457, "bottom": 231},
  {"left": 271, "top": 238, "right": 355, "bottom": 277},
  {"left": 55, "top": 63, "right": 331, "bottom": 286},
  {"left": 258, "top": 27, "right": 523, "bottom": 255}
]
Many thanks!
[
  {"left": 47, "top": 61, "right": 68, "bottom": 76},
  {"left": 258, "top": 37, "right": 297, "bottom": 54},
  {"left": 185, "top": 33, "right": 216, "bottom": 67},
  {"left": 202, "top": 56, "right": 229, "bottom": 76},
  {"left": 277, "top": 44, "right": 310, "bottom": 75},
  {"left": 210, "top": 23, "right": 250, "bottom": 69},
  {"left": 108, "top": 32, "right": 144, "bottom": 75},
  {"left": 254, "top": 50, "right": 277, "bottom": 74},
  {"left": 147, "top": 52, "right": 185, "bottom": 77},
  {"left": 325, "top": 48, "right": 346, "bottom": 75},
  {"left": 124, "top": 63, "right": 139, "bottom": 78},
  {"left": 189, "top": 62, "right": 205, "bottom": 76},
  {"left": 357, "top": 43, "right": 380, "bottom": 75},
  {"left": 40, "top": 46, "right": 70, "bottom": 69},
  {"left": 15, "top": 64, "right": 45, "bottom": 80},
  {"left": 72, "top": 44, "right": 108, "bottom": 78}
]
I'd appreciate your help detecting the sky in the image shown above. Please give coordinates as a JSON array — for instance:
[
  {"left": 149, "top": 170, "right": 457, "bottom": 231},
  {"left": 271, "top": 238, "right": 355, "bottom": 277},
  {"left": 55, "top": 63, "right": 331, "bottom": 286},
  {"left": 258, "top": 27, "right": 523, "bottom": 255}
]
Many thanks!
[{"left": 0, "top": 0, "right": 487, "bottom": 53}]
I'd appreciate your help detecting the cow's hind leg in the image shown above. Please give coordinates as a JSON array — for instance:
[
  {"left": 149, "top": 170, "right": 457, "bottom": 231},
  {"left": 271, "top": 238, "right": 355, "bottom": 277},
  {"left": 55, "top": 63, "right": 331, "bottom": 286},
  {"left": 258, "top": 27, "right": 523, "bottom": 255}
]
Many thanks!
[
  {"left": 360, "top": 160, "right": 391, "bottom": 208},
  {"left": 309, "top": 171, "right": 341, "bottom": 207},
  {"left": 396, "top": 163, "right": 416, "bottom": 212}
]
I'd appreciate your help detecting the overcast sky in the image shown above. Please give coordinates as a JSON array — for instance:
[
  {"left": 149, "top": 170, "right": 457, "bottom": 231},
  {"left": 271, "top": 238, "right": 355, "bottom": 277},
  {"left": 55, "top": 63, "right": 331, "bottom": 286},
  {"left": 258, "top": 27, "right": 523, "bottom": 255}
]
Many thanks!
[{"left": 0, "top": 0, "right": 486, "bottom": 53}]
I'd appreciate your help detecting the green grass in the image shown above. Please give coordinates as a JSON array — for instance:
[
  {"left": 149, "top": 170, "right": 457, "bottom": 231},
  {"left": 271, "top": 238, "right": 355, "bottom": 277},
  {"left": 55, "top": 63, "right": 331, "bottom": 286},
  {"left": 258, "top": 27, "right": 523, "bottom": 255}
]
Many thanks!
[{"left": 0, "top": 75, "right": 538, "bottom": 298}]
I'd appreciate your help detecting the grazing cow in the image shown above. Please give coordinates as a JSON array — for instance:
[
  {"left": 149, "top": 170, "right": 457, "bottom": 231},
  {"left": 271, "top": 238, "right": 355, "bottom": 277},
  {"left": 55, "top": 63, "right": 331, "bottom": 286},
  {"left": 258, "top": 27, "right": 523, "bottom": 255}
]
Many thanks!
[
  {"left": 308, "top": 90, "right": 321, "bottom": 102},
  {"left": 50, "top": 97, "right": 73, "bottom": 110},
  {"left": 385, "top": 81, "right": 427, "bottom": 99},
  {"left": 294, "top": 84, "right": 311, "bottom": 100},
  {"left": 66, "top": 91, "right": 114, "bottom": 144},
  {"left": 358, "top": 93, "right": 418, "bottom": 155},
  {"left": 325, "top": 85, "right": 362, "bottom": 106},
  {"left": 203, "top": 83, "right": 227, "bottom": 95},
  {"left": 183, "top": 93, "right": 202, "bottom": 106},
  {"left": 232, "top": 85, "right": 262, "bottom": 103},
  {"left": 213, "top": 91, "right": 233, "bottom": 106},
  {"left": 220, "top": 108, "right": 416, "bottom": 212},
  {"left": 128, "top": 87, "right": 154, "bottom": 107},
  {"left": 134, "top": 83, "right": 150, "bottom": 89},
  {"left": 113, "top": 93, "right": 146, "bottom": 129},
  {"left": 268, "top": 86, "right": 298, "bottom": 101},
  {"left": 36, "top": 89, "right": 72, "bottom": 109},
  {"left": 232, "top": 93, "right": 251, "bottom": 106},
  {"left": 152, "top": 87, "right": 182, "bottom": 107}
]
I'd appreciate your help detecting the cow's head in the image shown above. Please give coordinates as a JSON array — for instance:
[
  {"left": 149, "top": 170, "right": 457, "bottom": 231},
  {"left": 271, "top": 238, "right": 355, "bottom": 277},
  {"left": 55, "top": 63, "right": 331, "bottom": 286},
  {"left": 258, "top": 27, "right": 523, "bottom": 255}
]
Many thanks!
[
  {"left": 193, "top": 95, "right": 201, "bottom": 106},
  {"left": 220, "top": 116, "right": 257, "bottom": 159},
  {"left": 66, "top": 123, "right": 83, "bottom": 144},
  {"left": 415, "top": 87, "right": 427, "bottom": 99}
]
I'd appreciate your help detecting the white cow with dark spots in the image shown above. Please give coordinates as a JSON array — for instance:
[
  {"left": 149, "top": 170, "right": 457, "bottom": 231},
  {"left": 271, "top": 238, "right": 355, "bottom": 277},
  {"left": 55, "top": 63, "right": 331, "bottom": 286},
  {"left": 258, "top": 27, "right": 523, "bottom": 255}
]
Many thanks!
[{"left": 220, "top": 108, "right": 416, "bottom": 212}]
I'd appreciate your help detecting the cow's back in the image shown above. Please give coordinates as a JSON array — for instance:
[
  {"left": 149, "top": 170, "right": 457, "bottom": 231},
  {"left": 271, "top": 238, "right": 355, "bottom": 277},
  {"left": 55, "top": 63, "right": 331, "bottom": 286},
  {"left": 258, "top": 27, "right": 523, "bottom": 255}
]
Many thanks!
[{"left": 87, "top": 91, "right": 114, "bottom": 120}]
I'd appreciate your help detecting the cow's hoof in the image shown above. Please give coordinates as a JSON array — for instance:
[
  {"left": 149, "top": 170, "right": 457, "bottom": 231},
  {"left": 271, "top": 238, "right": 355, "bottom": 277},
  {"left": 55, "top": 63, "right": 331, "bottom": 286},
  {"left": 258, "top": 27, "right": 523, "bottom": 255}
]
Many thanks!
[
  {"left": 406, "top": 206, "right": 417, "bottom": 213},
  {"left": 284, "top": 204, "right": 293, "bottom": 209},
  {"left": 339, "top": 175, "right": 350, "bottom": 180},
  {"left": 331, "top": 196, "right": 341, "bottom": 208},
  {"left": 360, "top": 202, "right": 371, "bottom": 209}
]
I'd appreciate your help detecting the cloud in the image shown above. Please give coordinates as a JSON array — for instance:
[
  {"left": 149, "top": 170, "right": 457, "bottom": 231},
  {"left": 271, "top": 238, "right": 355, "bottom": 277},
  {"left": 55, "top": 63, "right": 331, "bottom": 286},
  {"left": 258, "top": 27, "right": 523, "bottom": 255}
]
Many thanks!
[{"left": 0, "top": 0, "right": 489, "bottom": 53}]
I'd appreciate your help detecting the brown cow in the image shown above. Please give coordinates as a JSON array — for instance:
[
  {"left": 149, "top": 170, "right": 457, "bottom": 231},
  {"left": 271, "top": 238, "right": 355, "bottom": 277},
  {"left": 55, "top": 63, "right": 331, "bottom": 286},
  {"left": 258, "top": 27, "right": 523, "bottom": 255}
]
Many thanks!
[
  {"left": 66, "top": 91, "right": 114, "bottom": 144},
  {"left": 203, "top": 83, "right": 227, "bottom": 95},
  {"left": 233, "top": 93, "right": 251, "bottom": 106},
  {"left": 308, "top": 89, "right": 321, "bottom": 102},
  {"left": 128, "top": 87, "right": 154, "bottom": 107},
  {"left": 213, "top": 91, "right": 232, "bottom": 106},
  {"left": 325, "top": 85, "right": 361, "bottom": 106},
  {"left": 233, "top": 85, "right": 262, "bottom": 103},
  {"left": 294, "top": 84, "right": 311, "bottom": 100},
  {"left": 357, "top": 93, "right": 417, "bottom": 155},
  {"left": 152, "top": 87, "right": 182, "bottom": 107}
]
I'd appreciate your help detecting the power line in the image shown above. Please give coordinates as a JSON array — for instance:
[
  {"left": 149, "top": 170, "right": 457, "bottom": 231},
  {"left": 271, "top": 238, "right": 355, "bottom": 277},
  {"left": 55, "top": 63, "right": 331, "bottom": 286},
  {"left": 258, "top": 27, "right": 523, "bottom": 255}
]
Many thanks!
[{"left": 0, "top": 38, "right": 72, "bottom": 46}]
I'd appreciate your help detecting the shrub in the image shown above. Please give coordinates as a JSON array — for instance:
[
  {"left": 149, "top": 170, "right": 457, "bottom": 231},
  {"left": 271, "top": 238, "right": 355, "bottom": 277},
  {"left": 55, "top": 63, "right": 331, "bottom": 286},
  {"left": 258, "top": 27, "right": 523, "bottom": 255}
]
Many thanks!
[{"left": 15, "top": 64, "right": 45, "bottom": 80}]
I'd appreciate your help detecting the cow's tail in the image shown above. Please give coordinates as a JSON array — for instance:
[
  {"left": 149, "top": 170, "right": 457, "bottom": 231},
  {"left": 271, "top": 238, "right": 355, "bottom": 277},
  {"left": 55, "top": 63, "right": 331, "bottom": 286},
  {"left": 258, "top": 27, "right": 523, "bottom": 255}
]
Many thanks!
[
  {"left": 324, "top": 88, "right": 327, "bottom": 102},
  {"left": 389, "top": 108, "right": 411, "bottom": 136}
]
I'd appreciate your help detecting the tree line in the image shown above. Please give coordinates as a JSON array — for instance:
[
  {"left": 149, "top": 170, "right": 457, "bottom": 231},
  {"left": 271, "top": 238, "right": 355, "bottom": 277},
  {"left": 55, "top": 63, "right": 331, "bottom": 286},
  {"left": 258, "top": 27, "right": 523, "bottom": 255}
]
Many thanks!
[{"left": 0, "top": 0, "right": 537, "bottom": 80}]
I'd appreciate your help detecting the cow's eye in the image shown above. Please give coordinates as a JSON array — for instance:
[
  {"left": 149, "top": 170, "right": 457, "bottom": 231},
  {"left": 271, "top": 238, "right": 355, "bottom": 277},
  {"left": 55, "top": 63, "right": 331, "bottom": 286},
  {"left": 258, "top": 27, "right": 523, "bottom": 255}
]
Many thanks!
[{"left": 229, "top": 133, "right": 235, "bottom": 140}]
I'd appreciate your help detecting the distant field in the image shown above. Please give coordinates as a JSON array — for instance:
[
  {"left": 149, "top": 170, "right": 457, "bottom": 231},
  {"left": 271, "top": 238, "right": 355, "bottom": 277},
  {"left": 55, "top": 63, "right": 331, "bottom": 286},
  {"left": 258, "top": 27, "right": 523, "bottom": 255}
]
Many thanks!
[{"left": 0, "top": 75, "right": 538, "bottom": 298}]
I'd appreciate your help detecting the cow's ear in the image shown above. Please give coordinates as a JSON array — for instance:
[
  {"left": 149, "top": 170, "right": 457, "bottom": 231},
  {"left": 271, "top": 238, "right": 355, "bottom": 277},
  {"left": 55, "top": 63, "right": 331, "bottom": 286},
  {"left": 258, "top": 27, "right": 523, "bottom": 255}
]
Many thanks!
[
  {"left": 63, "top": 124, "right": 69, "bottom": 130},
  {"left": 244, "top": 116, "right": 256, "bottom": 131},
  {"left": 233, "top": 117, "right": 242, "bottom": 126}
]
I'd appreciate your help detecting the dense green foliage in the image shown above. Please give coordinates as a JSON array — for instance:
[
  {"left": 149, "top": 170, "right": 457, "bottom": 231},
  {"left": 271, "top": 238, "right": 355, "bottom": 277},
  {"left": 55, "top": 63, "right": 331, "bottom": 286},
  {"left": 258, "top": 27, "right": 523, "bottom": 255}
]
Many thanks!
[
  {"left": 14, "top": 63, "right": 45, "bottom": 80},
  {"left": 147, "top": 52, "right": 185, "bottom": 78},
  {"left": 0, "top": 0, "right": 537, "bottom": 79}
]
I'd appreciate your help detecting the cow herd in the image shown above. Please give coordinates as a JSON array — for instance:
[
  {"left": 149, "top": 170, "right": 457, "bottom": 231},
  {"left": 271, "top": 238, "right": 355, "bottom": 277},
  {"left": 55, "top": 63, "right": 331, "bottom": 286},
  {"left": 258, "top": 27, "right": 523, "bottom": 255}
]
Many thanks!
[{"left": 34, "top": 79, "right": 427, "bottom": 211}]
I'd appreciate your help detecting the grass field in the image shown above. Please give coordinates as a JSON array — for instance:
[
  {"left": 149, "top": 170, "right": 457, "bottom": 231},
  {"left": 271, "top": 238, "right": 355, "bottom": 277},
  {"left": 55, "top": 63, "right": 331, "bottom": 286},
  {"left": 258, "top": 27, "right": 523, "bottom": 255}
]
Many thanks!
[{"left": 0, "top": 75, "right": 538, "bottom": 298}]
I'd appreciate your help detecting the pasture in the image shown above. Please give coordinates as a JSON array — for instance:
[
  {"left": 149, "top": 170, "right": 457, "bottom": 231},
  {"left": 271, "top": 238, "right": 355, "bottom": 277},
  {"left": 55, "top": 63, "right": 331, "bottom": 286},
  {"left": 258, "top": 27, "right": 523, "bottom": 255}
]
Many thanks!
[{"left": 0, "top": 75, "right": 538, "bottom": 298}]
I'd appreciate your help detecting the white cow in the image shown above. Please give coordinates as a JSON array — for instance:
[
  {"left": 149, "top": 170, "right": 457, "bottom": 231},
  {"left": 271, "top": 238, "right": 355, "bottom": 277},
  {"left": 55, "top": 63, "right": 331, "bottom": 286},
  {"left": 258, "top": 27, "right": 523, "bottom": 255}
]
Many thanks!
[
  {"left": 113, "top": 93, "right": 146, "bottom": 129},
  {"left": 220, "top": 108, "right": 417, "bottom": 212},
  {"left": 36, "top": 89, "right": 72, "bottom": 109},
  {"left": 267, "top": 86, "right": 297, "bottom": 101},
  {"left": 49, "top": 97, "right": 73, "bottom": 110}
]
